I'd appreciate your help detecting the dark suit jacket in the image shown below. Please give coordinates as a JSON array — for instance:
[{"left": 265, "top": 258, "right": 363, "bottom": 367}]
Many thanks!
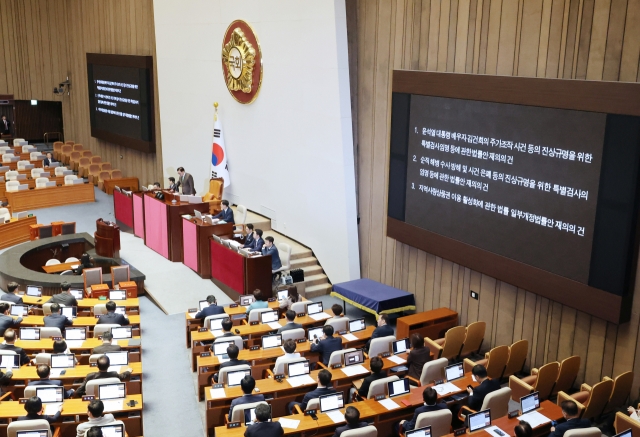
[
  {"left": 262, "top": 245, "right": 282, "bottom": 271},
  {"left": 243, "top": 232, "right": 255, "bottom": 248},
  {"left": 169, "top": 183, "right": 179, "bottom": 192},
  {"left": 301, "top": 387, "right": 336, "bottom": 411},
  {"left": 44, "top": 313, "right": 72, "bottom": 332},
  {"left": 97, "top": 312, "right": 129, "bottom": 326},
  {"left": 310, "top": 337, "right": 343, "bottom": 365},
  {"left": 43, "top": 157, "right": 57, "bottom": 167},
  {"left": 181, "top": 173, "right": 196, "bottom": 195},
  {"left": 333, "top": 422, "right": 370, "bottom": 437},
  {"left": 1, "top": 119, "right": 9, "bottom": 135},
  {"left": 365, "top": 324, "right": 394, "bottom": 349},
  {"left": 549, "top": 418, "right": 592, "bottom": 437},
  {"left": 1, "top": 293, "right": 22, "bottom": 304},
  {"left": 468, "top": 378, "right": 501, "bottom": 411},
  {"left": 245, "top": 421, "right": 284, "bottom": 437},
  {"left": 357, "top": 370, "right": 388, "bottom": 399},
  {"left": 407, "top": 347, "right": 432, "bottom": 380},
  {"left": 229, "top": 393, "right": 265, "bottom": 418},
  {"left": 213, "top": 208, "right": 235, "bottom": 223},
  {"left": 92, "top": 343, "right": 122, "bottom": 355},
  {"left": 0, "top": 343, "right": 29, "bottom": 365},
  {"left": 76, "top": 370, "right": 131, "bottom": 396},
  {"left": 402, "top": 402, "right": 448, "bottom": 431},
  {"left": 49, "top": 293, "right": 77, "bottom": 307},
  {"left": 277, "top": 322, "right": 303, "bottom": 334},
  {"left": 0, "top": 314, "right": 21, "bottom": 336},
  {"left": 249, "top": 237, "right": 264, "bottom": 252},
  {"left": 194, "top": 304, "right": 226, "bottom": 319},
  {"left": 18, "top": 412, "right": 61, "bottom": 431}
]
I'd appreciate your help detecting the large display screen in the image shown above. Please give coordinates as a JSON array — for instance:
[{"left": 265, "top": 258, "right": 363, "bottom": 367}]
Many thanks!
[{"left": 86, "top": 53, "right": 155, "bottom": 153}]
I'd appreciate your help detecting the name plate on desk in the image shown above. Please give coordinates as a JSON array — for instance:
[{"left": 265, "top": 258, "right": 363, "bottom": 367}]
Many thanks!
[
  {"left": 267, "top": 297, "right": 276, "bottom": 302},
  {"left": 213, "top": 383, "right": 223, "bottom": 389},
  {"left": 379, "top": 352, "right": 391, "bottom": 358},
  {"left": 296, "top": 338, "right": 306, "bottom": 344},
  {"left": 274, "top": 374, "right": 285, "bottom": 382},
  {"left": 19, "top": 398, "right": 28, "bottom": 404},
  {"left": 82, "top": 396, "right": 96, "bottom": 402},
  {"left": 433, "top": 379, "right": 444, "bottom": 385},
  {"left": 297, "top": 313, "right": 306, "bottom": 318},
  {"left": 51, "top": 336, "right": 62, "bottom": 341},
  {"left": 454, "top": 428, "right": 467, "bottom": 436},
  {"left": 331, "top": 363, "right": 342, "bottom": 369},
  {"left": 338, "top": 330, "right": 347, "bottom": 335},
  {"left": 188, "top": 308, "right": 197, "bottom": 313},
  {"left": 250, "top": 345, "right": 260, "bottom": 351},
  {"left": 198, "top": 328, "right": 208, "bottom": 332},
  {"left": 229, "top": 303, "right": 238, "bottom": 308},
  {"left": 250, "top": 321, "right": 259, "bottom": 326},
  {"left": 304, "top": 409, "right": 317, "bottom": 416},
  {"left": 375, "top": 394, "right": 386, "bottom": 401},
  {"left": 200, "top": 352, "right": 211, "bottom": 357},
  {"left": 508, "top": 411, "right": 519, "bottom": 419},
  {"left": 227, "top": 422, "right": 241, "bottom": 429}
]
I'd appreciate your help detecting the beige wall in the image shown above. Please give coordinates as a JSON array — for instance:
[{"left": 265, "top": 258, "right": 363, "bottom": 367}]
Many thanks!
[
  {"left": 0, "top": 0, "right": 162, "bottom": 183},
  {"left": 350, "top": 0, "right": 640, "bottom": 393}
]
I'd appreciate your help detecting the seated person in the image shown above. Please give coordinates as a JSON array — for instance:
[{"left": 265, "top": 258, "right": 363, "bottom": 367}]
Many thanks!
[
  {"left": 49, "top": 281, "right": 78, "bottom": 307},
  {"left": 87, "top": 427, "right": 103, "bottom": 437},
  {"left": 278, "top": 285, "right": 300, "bottom": 312},
  {"left": 399, "top": 387, "right": 447, "bottom": 433},
  {"left": 333, "top": 406, "right": 369, "bottom": 437},
  {"left": 245, "top": 289, "right": 269, "bottom": 314},
  {"left": 153, "top": 182, "right": 161, "bottom": 189},
  {"left": 76, "top": 400, "right": 115, "bottom": 437},
  {"left": 43, "top": 303, "right": 73, "bottom": 333},
  {"left": 97, "top": 301, "right": 130, "bottom": 326},
  {"left": 229, "top": 375, "right": 265, "bottom": 419},
  {"left": 247, "top": 229, "right": 264, "bottom": 252},
  {"left": 242, "top": 224, "right": 255, "bottom": 247},
  {"left": 354, "top": 356, "right": 387, "bottom": 400},
  {"left": 629, "top": 405, "right": 640, "bottom": 422},
  {"left": 214, "top": 344, "right": 249, "bottom": 383},
  {"left": 0, "top": 328, "right": 29, "bottom": 365},
  {"left": 51, "top": 339, "right": 78, "bottom": 366},
  {"left": 262, "top": 237, "right": 282, "bottom": 272},
  {"left": 276, "top": 310, "right": 302, "bottom": 334},
  {"left": 365, "top": 314, "right": 393, "bottom": 351},
  {"left": 75, "top": 355, "right": 132, "bottom": 397},
  {"left": 43, "top": 152, "right": 56, "bottom": 167},
  {"left": 92, "top": 331, "right": 122, "bottom": 354},
  {"left": 549, "top": 401, "right": 590, "bottom": 437},
  {"left": 407, "top": 333, "right": 431, "bottom": 382},
  {"left": 310, "top": 325, "right": 342, "bottom": 366},
  {"left": 466, "top": 364, "right": 501, "bottom": 411},
  {"left": 287, "top": 369, "right": 335, "bottom": 414},
  {"left": 17, "top": 396, "right": 61, "bottom": 432},
  {"left": 2, "top": 282, "right": 23, "bottom": 304},
  {"left": 214, "top": 317, "right": 236, "bottom": 338},
  {"left": 74, "top": 253, "right": 94, "bottom": 275},
  {"left": 325, "top": 304, "right": 343, "bottom": 324},
  {"left": 273, "top": 339, "right": 301, "bottom": 372},
  {"left": 0, "top": 302, "right": 22, "bottom": 336},
  {"left": 28, "top": 364, "right": 74, "bottom": 398},
  {"left": 244, "top": 403, "right": 283, "bottom": 437},
  {"left": 194, "top": 295, "right": 225, "bottom": 319},
  {"left": 213, "top": 199, "right": 235, "bottom": 223},
  {"left": 515, "top": 421, "right": 533, "bottom": 437}
]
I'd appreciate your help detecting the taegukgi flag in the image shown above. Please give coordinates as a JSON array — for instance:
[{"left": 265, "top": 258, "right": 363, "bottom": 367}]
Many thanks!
[{"left": 211, "top": 113, "right": 231, "bottom": 187}]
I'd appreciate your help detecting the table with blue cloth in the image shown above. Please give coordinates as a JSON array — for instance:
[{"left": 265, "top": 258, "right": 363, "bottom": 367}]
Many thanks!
[{"left": 330, "top": 278, "right": 416, "bottom": 316}]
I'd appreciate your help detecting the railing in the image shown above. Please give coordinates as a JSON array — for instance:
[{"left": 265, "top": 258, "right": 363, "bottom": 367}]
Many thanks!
[{"left": 43, "top": 131, "right": 64, "bottom": 144}]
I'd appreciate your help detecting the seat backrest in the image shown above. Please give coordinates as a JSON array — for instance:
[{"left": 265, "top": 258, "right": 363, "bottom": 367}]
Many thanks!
[
  {"left": 304, "top": 398, "right": 320, "bottom": 412},
  {"left": 89, "top": 354, "right": 103, "bottom": 364},
  {"left": 24, "top": 384, "right": 58, "bottom": 398},
  {"left": 65, "top": 141, "right": 74, "bottom": 145},
  {"left": 441, "top": 326, "right": 467, "bottom": 360},
  {"left": 503, "top": 339, "right": 529, "bottom": 377},
  {"left": 70, "top": 151, "right": 81, "bottom": 160},
  {"left": 31, "top": 168, "right": 43, "bottom": 178},
  {"left": 101, "top": 162, "right": 112, "bottom": 171},
  {"left": 2, "top": 154, "right": 14, "bottom": 163},
  {"left": 341, "top": 425, "right": 378, "bottom": 437},
  {"left": 325, "top": 316, "right": 349, "bottom": 332},
  {"left": 248, "top": 308, "right": 274, "bottom": 323},
  {"left": 13, "top": 139, "right": 25, "bottom": 145},
  {"left": 553, "top": 356, "right": 580, "bottom": 395},
  {"left": 369, "top": 335, "right": 396, "bottom": 357},
  {"left": 416, "top": 409, "right": 453, "bottom": 437},
  {"left": 290, "top": 301, "right": 308, "bottom": 314},
  {"left": 55, "top": 166, "right": 68, "bottom": 176},
  {"left": 460, "top": 321, "right": 486, "bottom": 357},
  {"left": 5, "top": 181, "right": 19, "bottom": 192},
  {"left": 282, "top": 328, "right": 306, "bottom": 342},
  {"left": 110, "top": 265, "right": 129, "bottom": 284},
  {"left": 43, "top": 302, "right": 65, "bottom": 315},
  {"left": 481, "top": 386, "right": 511, "bottom": 418},
  {"left": 219, "top": 364, "right": 251, "bottom": 385},
  {"left": 273, "top": 356, "right": 306, "bottom": 375},
  {"left": 110, "top": 169, "right": 122, "bottom": 179},
  {"left": 230, "top": 400, "right": 268, "bottom": 422},
  {"left": 94, "top": 324, "right": 120, "bottom": 337},
  {"left": 236, "top": 205, "right": 248, "bottom": 224},
  {"left": 84, "top": 267, "right": 103, "bottom": 289},
  {"left": 79, "top": 157, "right": 91, "bottom": 167},
  {"left": 45, "top": 259, "right": 61, "bottom": 266},
  {"left": 53, "top": 142, "right": 63, "bottom": 151},
  {"left": 485, "top": 345, "right": 510, "bottom": 380},
  {"left": 35, "top": 177, "right": 49, "bottom": 188},
  {"left": 99, "top": 171, "right": 111, "bottom": 181},
  {"left": 564, "top": 428, "right": 602, "bottom": 437},
  {"left": 87, "top": 377, "right": 122, "bottom": 397},
  {"left": 64, "top": 174, "right": 78, "bottom": 185},
  {"left": 38, "top": 225, "right": 54, "bottom": 239},
  {"left": 17, "top": 160, "right": 30, "bottom": 170},
  {"left": 582, "top": 379, "right": 614, "bottom": 420},
  {"left": 203, "top": 313, "right": 228, "bottom": 330},
  {"left": 214, "top": 335, "right": 244, "bottom": 350},
  {"left": 0, "top": 349, "right": 16, "bottom": 354},
  {"left": 208, "top": 178, "right": 224, "bottom": 199},
  {"left": 72, "top": 144, "right": 83, "bottom": 151},
  {"left": 94, "top": 303, "right": 108, "bottom": 315},
  {"left": 0, "top": 208, "right": 10, "bottom": 223},
  {"left": 82, "top": 150, "right": 92, "bottom": 157},
  {"left": 605, "top": 371, "right": 634, "bottom": 413},
  {"left": 40, "top": 327, "right": 62, "bottom": 339},
  {"left": 89, "top": 164, "right": 100, "bottom": 174},
  {"left": 368, "top": 375, "right": 399, "bottom": 399},
  {"left": 327, "top": 348, "right": 356, "bottom": 367},
  {"left": 65, "top": 257, "right": 79, "bottom": 263},
  {"left": 91, "top": 156, "right": 102, "bottom": 164},
  {"left": 7, "top": 419, "right": 52, "bottom": 437},
  {"left": 35, "top": 353, "right": 52, "bottom": 365},
  {"left": 277, "top": 243, "right": 292, "bottom": 269},
  {"left": 535, "top": 361, "right": 560, "bottom": 401},
  {"left": 420, "top": 357, "right": 448, "bottom": 385},
  {"left": 5, "top": 170, "right": 18, "bottom": 180}
]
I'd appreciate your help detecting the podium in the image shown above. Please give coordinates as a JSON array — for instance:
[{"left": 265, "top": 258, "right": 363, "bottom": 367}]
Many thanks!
[
  {"left": 95, "top": 218, "right": 121, "bottom": 258},
  {"left": 210, "top": 238, "right": 272, "bottom": 298},
  {"left": 182, "top": 217, "right": 234, "bottom": 278}
]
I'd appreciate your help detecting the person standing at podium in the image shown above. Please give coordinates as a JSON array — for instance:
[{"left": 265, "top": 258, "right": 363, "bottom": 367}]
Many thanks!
[
  {"left": 262, "top": 237, "right": 282, "bottom": 272},
  {"left": 177, "top": 167, "right": 195, "bottom": 195},
  {"left": 212, "top": 200, "right": 234, "bottom": 223}
]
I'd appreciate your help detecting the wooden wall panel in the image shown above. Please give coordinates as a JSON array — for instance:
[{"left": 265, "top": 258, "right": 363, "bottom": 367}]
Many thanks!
[
  {"left": 0, "top": 0, "right": 162, "bottom": 184},
  {"left": 349, "top": 0, "right": 640, "bottom": 393}
]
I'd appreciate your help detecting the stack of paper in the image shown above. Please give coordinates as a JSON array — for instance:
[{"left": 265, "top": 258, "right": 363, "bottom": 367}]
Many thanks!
[
  {"left": 209, "top": 388, "right": 226, "bottom": 399},
  {"left": 44, "top": 403, "right": 62, "bottom": 415},
  {"left": 485, "top": 426, "right": 508, "bottom": 437},
  {"left": 518, "top": 411, "right": 551, "bottom": 428},
  {"left": 387, "top": 355, "right": 406, "bottom": 364},
  {"left": 102, "top": 399, "right": 124, "bottom": 412},
  {"left": 327, "top": 410, "right": 345, "bottom": 423},
  {"left": 342, "top": 333, "right": 358, "bottom": 341},
  {"left": 433, "top": 382, "right": 460, "bottom": 395},
  {"left": 287, "top": 375, "right": 315, "bottom": 387},
  {"left": 378, "top": 398, "right": 401, "bottom": 410},
  {"left": 267, "top": 322, "right": 282, "bottom": 330},
  {"left": 50, "top": 369, "right": 64, "bottom": 377},
  {"left": 341, "top": 365, "right": 369, "bottom": 377},
  {"left": 278, "top": 418, "right": 300, "bottom": 429},
  {"left": 309, "top": 312, "right": 331, "bottom": 321}
]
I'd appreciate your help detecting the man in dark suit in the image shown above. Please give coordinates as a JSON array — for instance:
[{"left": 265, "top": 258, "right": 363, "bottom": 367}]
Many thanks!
[
  {"left": 28, "top": 364, "right": 74, "bottom": 398},
  {"left": 213, "top": 200, "right": 235, "bottom": 223},
  {"left": 467, "top": 364, "right": 501, "bottom": 411},
  {"left": 243, "top": 224, "right": 255, "bottom": 248},
  {"left": 44, "top": 303, "right": 73, "bottom": 333},
  {"left": 0, "top": 303, "right": 22, "bottom": 336},
  {"left": 91, "top": 331, "right": 122, "bottom": 355},
  {"left": 287, "top": 369, "right": 336, "bottom": 414},
  {"left": 97, "top": 301, "right": 129, "bottom": 326},
  {"left": 262, "top": 237, "right": 282, "bottom": 272},
  {"left": 399, "top": 387, "right": 447, "bottom": 432},
  {"left": 43, "top": 152, "right": 57, "bottom": 167},
  {"left": 0, "top": 116, "right": 9, "bottom": 135},
  {"left": 49, "top": 282, "right": 78, "bottom": 307},
  {"left": 2, "top": 282, "right": 23, "bottom": 304},
  {"left": 355, "top": 356, "right": 387, "bottom": 400},
  {"left": 310, "top": 325, "right": 343, "bottom": 366},
  {"left": 549, "top": 401, "right": 591, "bottom": 437},
  {"left": 277, "top": 310, "right": 303, "bottom": 334},
  {"left": 0, "top": 329, "right": 29, "bottom": 365},
  {"left": 214, "top": 344, "right": 249, "bottom": 383},
  {"left": 366, "top": 314, "right": 394, "bottom": 351},
  {"left": 18, "top": 396, "right": 60, "bottom": 432},
  {"left": 245, "top": 403, "right": 283, "bottom": 437},
  {"left": 177, "top": 167, "right": 196, "bottom": 195},
  {"left": 333, "top": 406, "right": 369, "bottom": 437},
  {"left": 248, "top": 229, "right": 265, "bottom": 252},
  {"left": 214, "top": 318, "right": 236, "bottom": 338},
  {"left": 75, "top": 355, "right": 132, "bottom": 397},
  {"left": 194, "top": 295, "right": 225, "bottom": 319},
  {"left": 168, "top": 177, "right": 179, "bottom": 192},
  {"left": 229, "top": 375, "right": 265, "bottom": 419}
]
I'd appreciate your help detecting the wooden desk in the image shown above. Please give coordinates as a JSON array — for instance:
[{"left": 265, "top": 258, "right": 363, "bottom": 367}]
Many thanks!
[
  {"left": 210, "top": 238, "right": 272, "bottom": 298},
  {"left": 183, "top": 218, "right": 234, "bottom": 279},
  {"left": 21, "top": 295, "right": 52, "bottom": 305},
  {"left": 18, "top": 315, "right": 140, "bottom": 329},
  {"left": 6, "top": 160, "right": 43, "bottom": 171},
  {"left": 396, "top": 307, "right": 459, "bottom": 340},
  {"left": 103, "top": 177, "right": 139, "bottom": 195},
  {"left": 42, "top": 261, "right": 79, "bottom": 274},
  {"left": 0, "top": 216, "right": 37, "bottom": 250},
  {"left": 5, "top": 183, "right": 95, "bottom": 213},
  {"left": 0, "top": 177, "right": 65, "bottom": 201}
]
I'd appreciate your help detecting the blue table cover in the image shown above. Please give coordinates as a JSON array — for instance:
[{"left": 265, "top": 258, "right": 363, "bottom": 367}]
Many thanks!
[{"left": 331, "top": 278, "right": 416, "bottom": 315}]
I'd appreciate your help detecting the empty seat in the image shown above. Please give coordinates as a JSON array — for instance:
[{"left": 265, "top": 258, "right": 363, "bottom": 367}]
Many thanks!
[
  {"left": 425, "top": 325, "right": 466, "bottom": 360},
  {"left": 30, "top": 151, "right": 43, "bottom": 161},
  {"left": 100, "top": 162, "right": 112, "bottom": 171},
  {"left": 459, "top": 321, "right": 486, "bottom": 358},
  {"left": 0, "top": 208, "right": 10, "bottom": 223},
  {"left": 60, "top": 145, "right": 73, "bottom": 164},
  {"left": 78, "top": 158, "right": 91, "bottom": 178},
  {"left": 603, "top": 371, "right": 634, "bottom": 414},
  {"left": 2, "top": 154, "right": 15, "bottom": 163},
  {"left": 82, "top": 150, "right": 92, "bottom": 157},
  {"left": 5, "top": 181, "right": 20, "bottom": 192},
  {"left": 509, "top": 361, "right": 559, "bottom": 402},
  {"left": 17, "top": 160, "right": 31, "bottom": 170},
  {"left": 110, "top": 169, "right": 123, "bottom": 179},
  {"left": 53, "top": 142, "right": 63, "bottom": 160},
  {"left": 45, "top": 259, "right": 61, "bottom": 266},
  {"left": 88, "top": 164, "right": 101, "bottom": 185},
  {"left": 31, "top": 168, "right": 44, "bottom": 178},
  {"left": 72, "top": 144, "right": 83, "bottom": 152},
  {"left": 503, "top": 339, "right": 529, "bottom": 378},
  {"left": 61, "top": 222, "right": 76, "bottom": 235},
  {"left": 97, "top": 171, "right": 111, "bottom": 191},
  {"left": 64, "top": 175, "right": 78, "bottom": 185},
  {"left": 55, "top": 166, "right": 69, "bottom": 177},
  {"left": 90, "top": 156, "right": 102, "bottom": 164},
  {"left": 552, "top": 356, "right": 581, "bottom": 396},
  {"left": 13, "top": 138, "right": 25, "bottom": 145},
  {"left": 5, "top": 170, "right": 19, "bottom": 181},
  {"left": 35, "top": 177, "right": 49, "bottom": 188},
  {"left": 69, "top": 151, "right": 82, "bottom": 171}
]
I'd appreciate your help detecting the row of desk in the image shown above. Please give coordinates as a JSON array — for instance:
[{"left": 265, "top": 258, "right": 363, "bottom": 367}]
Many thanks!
[
  {"left": 0, "top": 216, "right": 37, "bottom": 250},
  {"left": 4, "top": 183, "right": 95, "bottom": 213}
]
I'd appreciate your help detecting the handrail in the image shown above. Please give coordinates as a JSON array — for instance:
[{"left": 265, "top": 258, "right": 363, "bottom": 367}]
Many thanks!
[{"left": 43, "top": 132, "right": 64, "bottom": 144}]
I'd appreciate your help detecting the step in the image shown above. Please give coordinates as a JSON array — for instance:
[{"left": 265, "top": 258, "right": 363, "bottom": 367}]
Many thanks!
[
  {"left": 305, "top": 283, "right": 332, "bottom": 298},
  {"left": 300, "top": 265, "right": 322, "bottom": 276},
  {"left": 290, "top": 249, "right": 312, "bottom": 260},
  {"left": 290, "top": 257, "right": 317, "bottom": 269},
  {"left": 303, "top": 273, "right": 329, "bottom": 287}
]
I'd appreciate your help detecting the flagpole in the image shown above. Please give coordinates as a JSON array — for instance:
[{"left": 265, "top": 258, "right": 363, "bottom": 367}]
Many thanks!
[{"left": 214, "top": 102, "right": 218, "bottom": 122}]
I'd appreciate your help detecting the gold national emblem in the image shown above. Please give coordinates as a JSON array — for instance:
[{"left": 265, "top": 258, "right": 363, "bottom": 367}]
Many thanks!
[{"left": 221, "top": 20, "right": 263, "bottom": 104}]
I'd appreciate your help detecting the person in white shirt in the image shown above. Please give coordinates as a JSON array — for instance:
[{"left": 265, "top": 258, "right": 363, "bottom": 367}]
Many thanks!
[
  {"left": 628, "top": 405, "right": 640, "bottom": 422},
  {"left": 273, "top": 339, "right": 300, "bottom": 373},
  {"left": 76, "top": 400, "right": 115, "bottom": 437}
]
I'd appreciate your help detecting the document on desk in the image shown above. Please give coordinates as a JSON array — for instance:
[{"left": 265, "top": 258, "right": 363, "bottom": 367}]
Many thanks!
[
  {"left": 341, "top": 364, "right": 369, "bottom": 377},
  {"left": 485, "top": 426, "right": 509, "bottom": 437},
  {"left": 309, "top": 312, "right": 331, "bottom": 321},
  {"left": 387, "top": 355, "right": 406, "bottom": 364},
  {"left": 378, "top": 398, "right": 401, "bottom": 410},
  {"left": 342, "top": 333, "right": 358, "bottom": 341},
  {"left": 287, "top": 374, "right": 315, "bottom": 387},
  {"left": 210, "top": 329, "right": 224, "bottom": 337},
  {"left": 277, "top": 418, "right": 301, "bottom": 429},
  {"left": 44, "top": 403, "right": 62, "bottom": 415},
  {"left": 327, "top": 410, "right": 346, "bottom": 424},
  {"left": 267, "top": 322, "right": 282, "bottom": 330},
  {"left": 209, "top": 388, "right": 226, "bottom": 399},
  {"left": 518, "top": 411, "right": 551, "bottom": 428},
  {"left": 187, "top": 312, "right": 197, "bottom": 318},
  {"left": 433, "top": 382, "right": 460, "bottom": 396},
  {"left": 102, "top": 399, "right": 124, "bottom": 412},
  {"left": 50, "top": 369, "right": 64, "bottom": 377},
  {"left": 65, "top": 340, "right": 84, "bottom": 349}
]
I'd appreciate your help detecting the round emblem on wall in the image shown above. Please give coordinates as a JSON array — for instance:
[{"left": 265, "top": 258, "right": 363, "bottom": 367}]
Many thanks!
[{"left": 221, "top": 20, "right": 263, "bottom": 104}]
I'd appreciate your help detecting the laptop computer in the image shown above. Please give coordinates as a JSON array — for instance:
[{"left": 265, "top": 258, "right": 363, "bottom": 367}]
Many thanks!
[
  {"left": 198, "top": 300, "right": 209, "bottom": 311},
  {"left": 64, "top": 327, "right": 86, "bottom": 341},
  {"left": 613, "top": 429, "right": 632, "bottom": 437},
  {"left": 51, "top": 353, "right": 75, "bottom": 368},
  {"left": 406, "top": 426, "right": 432, "bottom": 437},
  {"left": 69, "top": 289, "right": 83, "bottom": 300},
  {"left": 287, "top": 359, "right": 310, "bottom": 378},
  {"left": 61, "top": 306, "right": 77, "bottom": 319},
  {"left": 388, "top": 378, "right": 410, "bottom": 398},
  {"left": 115, "top": 306, "right": 127, "bottom": 316},
  {"left": 319, "top": 392, "right": 344, "bottom": 413},
  {"left": 344, "top": 349, "right": 364, "bottom": 366},
  {"left": 98, "top": 382, "right": 126, "bottom": 400},
  {"left": 468, "top": 409, "right": 492, "bottom": 432},
  {"left": 109, "top": 290, "right": 127, "bottom": 300},
  {"left": 16, "top": 431, "right": 48, "bottom": 437},
  {"left": 520, "top": 392, "right": 540, "bottom": 414},
  {"left": 240, "top": 295, "right": 255, "bottom": 306},
  {"left": 349, "top": 318, "right": 366, "bottom": 333},
  {"left": 10, "top": 305, "right": 27, "bottom": 316},
  {"left": 277, "top": 289, "right": 288, "bottom": 301},
  {"left": 0, "top": 355, "right": 19, "bottom": 368},
  {"left": 260, "top": 310, "right": 279, "bottom": 324},
  {"left": 244, "top": 405, "right": 272, "bottom": 426},
  {"left": 195, "top": 210, "right": 203, "bottom": 220},
  {"left": 445, "top": 363, "right": 465, "bottom": 382},
  {"left": 26, "top": 285, "right": 42, "bottom": 297},
  {"left": 307, "top": 302, "right": 323, "bottom": 315},
  {"left": 35, "top": 386, "right": 63, "bottom": 403},
  {"left": 392, "top": 338, "right": 411, "bottom": 354},
  {"left": 227, "top": 369, "right": 251, "bottom": 386},
  {"left": 97, "top": 423, "right": 125, "bottom": 437},
  {"left": 111, "top": 326, "right": 132, "bottom": 339},
  {"left": 261, "top": 334, "right": 282, "bottom": 349},
  {"left": 20, "top": 327, "right": 40, "bottom": 340},
  {"left": 209, "top": 318, "right": 224, "bottom": 330},
  {"left": 307, "top": 326, "right": 324, "bottom": 342},
  {"left": 213, "top": 341, "right": 234, "bottom": 356},
  {"left": 105, "top": 351, "right": 129, "bottom": 366}
]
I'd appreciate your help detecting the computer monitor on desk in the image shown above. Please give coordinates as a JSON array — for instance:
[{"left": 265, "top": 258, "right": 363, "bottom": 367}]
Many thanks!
[{"left": 48, "top": 162, "right": 60, "bottom": 168}]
